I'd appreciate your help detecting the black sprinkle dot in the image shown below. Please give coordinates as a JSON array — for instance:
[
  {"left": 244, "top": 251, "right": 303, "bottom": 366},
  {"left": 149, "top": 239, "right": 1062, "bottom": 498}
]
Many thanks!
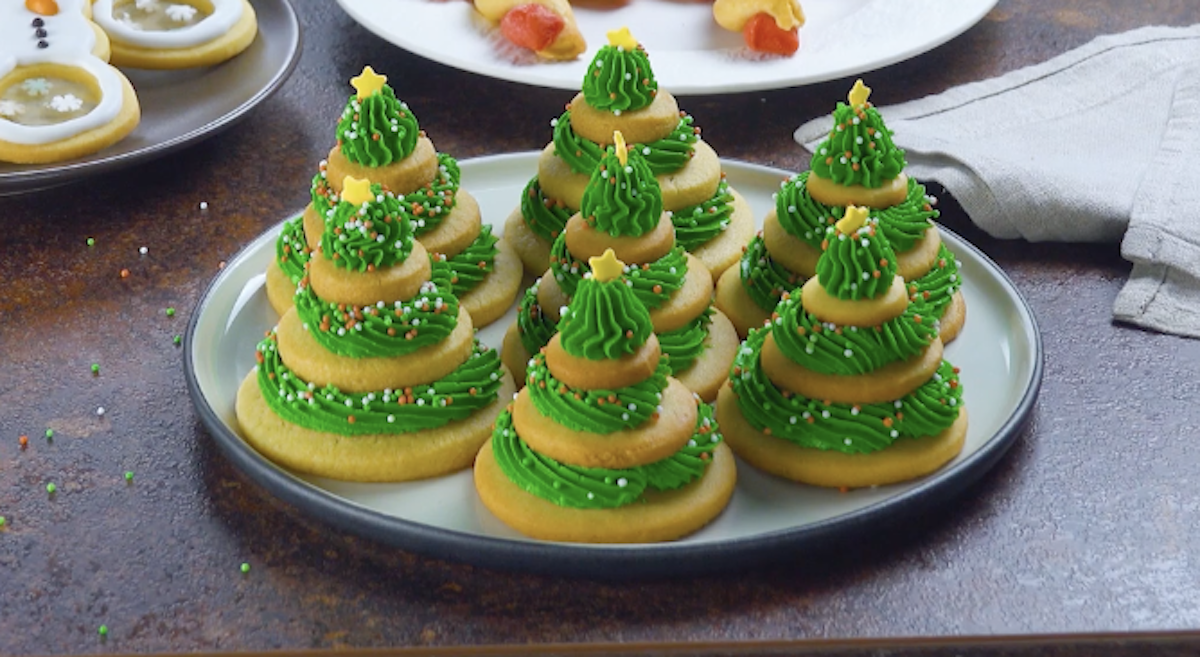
[
  {"left": 37, "top": 40, "right": 49, "bottom": 49},
  {"left": 35, "top": 28, "right": 48, "bottom": 38},
  {"left": 32, "top": 18, "right": 45, "bottom": 27}
]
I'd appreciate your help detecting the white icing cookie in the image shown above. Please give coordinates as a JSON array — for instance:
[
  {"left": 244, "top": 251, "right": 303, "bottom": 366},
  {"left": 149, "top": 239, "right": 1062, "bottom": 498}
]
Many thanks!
[{"left": 92, "top": 0, "right": 258, "bottom": 69}]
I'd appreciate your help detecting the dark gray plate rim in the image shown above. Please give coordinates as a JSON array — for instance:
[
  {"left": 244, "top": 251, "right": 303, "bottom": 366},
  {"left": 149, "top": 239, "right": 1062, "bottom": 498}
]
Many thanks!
[
  {"left": 183, "top": 169, "right": 1042, "bottom": 580},
  {"left": 0, "top": 0, "right": 301, "bottom": 195}
]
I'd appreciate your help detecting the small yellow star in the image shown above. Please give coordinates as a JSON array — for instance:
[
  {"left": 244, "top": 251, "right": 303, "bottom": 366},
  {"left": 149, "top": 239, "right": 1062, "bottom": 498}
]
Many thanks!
[
  {"left": 836, "top": 205, "right": 869, "bottom": 235},
  {"left": 589, "top": 248, "right": 625, "bottom": 283},
  {"left": 341, "top": 176, "right": 374, "bottom": 206},
  {"left": 607, "top": 27, "right": 639, "bottom": 50},
  {"left": 350, "top": 66, "right": 387, "bottom": 100},
  {"left": 613, "top": 130, "right": 628, "bottom": 166},
  {"left": 848, "top": 79, "right": 871, "bottom": 107}
]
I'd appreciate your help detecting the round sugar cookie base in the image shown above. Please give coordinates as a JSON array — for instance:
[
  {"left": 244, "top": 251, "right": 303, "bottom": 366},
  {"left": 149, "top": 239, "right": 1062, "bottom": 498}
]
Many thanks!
[
  {"left": 105, "top": 0, "right": 258, "bottom": 69},
  {"left": 458, "top": 237, "right": 523, "bottom": 329}
]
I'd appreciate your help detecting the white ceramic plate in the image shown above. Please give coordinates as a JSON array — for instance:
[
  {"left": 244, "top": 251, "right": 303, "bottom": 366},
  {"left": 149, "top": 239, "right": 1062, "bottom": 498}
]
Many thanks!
[
  {"left": 0, "top": 0, "right": 301, "bottom": 196},
  {"left": 333, "top": 0, "right": 996, "bottom": 94},
  {"left": 185, "top": 152, "right": 1041, "bottom": 578}
]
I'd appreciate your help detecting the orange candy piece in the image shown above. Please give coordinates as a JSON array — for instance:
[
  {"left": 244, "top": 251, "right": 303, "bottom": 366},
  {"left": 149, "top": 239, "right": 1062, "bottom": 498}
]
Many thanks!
[
  {"left": 26, "top": 0, "right": 59, "bottom": 15},
  {"left": 500, "top": 4, "right": 565, "bottom": 53},
  {"left": 743, "top": 12, "right": 799, "bottom": 55}
]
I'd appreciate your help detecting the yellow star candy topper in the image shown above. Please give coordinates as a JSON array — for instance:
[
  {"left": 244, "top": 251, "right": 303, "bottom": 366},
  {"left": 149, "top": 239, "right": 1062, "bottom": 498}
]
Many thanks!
[
  {"left": 848, "top": 79, "right": 871, "bottom": 107},
  {"left": 607, "top": 27, "right": 638, "bottom": 50},
  {"left": 836, "top": 205, "right": 869, "bottom": 235},
  {"left": 350, "top": 66, "right": 387, "bottom": 100},
  {"left": 589, "top": 248, "right": 625, "bottom": 283},
  {"left": 613, "top": 130, "right": 628, "bottom": 166},
  {"left": 341, "top": 175, "right": 374, "bottom": 206}
]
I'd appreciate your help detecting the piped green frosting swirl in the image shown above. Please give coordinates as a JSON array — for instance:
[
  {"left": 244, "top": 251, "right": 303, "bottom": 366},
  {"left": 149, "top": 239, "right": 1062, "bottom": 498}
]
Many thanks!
[
  {"left": 442, "top": 225, "right": 498, "bottom": 296},
  {"left": 770, "top": 291, "right": 936, "bottom": 375},
  {"left": 275, "top": 214, "right": 310, "bottom": 285},
  {"left": 552, "top": 111, "right": 698, "bottom": 176},
  {"left": 320, "top": 182, "right": 414, "bottom": 272},
  {"left": 738, "top": 235, "right": 805, "bottom": 313},
  {"left": 730, "top": 327, "right": 962, "bottom": 453},
  {"left": 775, "top": 173, "right": 940, "bottom": 253},
  {"left": 672, "top": 178, "right": 734, "bottom": 251},
  {"left": 581, "top": 44, "right": 657, "bottom": 113},
  {"left": 336, "top": 86, "right": 420, "bottom": 167},
  {"left": 256, "top": 335, "right": 504, "bottom": 436},
  {"left": 520, "top": 176, "right": 574, "bottom": 242},
  {"left": 815, "top": 218, "right": 897, "bottom": 301},
  {"left": 908, "top": 243, "right": 962, "bottom": 321},
  {"left": 558, "top": 273, "right": 653, "bottom": 359},
  {"left": 550, "top": 234, "right": 687, "bottom": 311},
  {"left": 808, "top": 101, "right": 906, "bottom": 188},
  {"left": 490, "top": 401, "right": 721, "bottom": 509},
  {"left": 580, "top": 146, "right": 663, "bottom": 238},
  {"left": 527, "top": 353, "right": 668, "bottom": 433},
  {"left": 516, "top": 281, "right": 558, "bottom": 356},
  {"left": 656, "top": 309, "right": 712, "bottom": 375},
  {"left": 293, "top": 260, "right": 460, "bottom": 358}
]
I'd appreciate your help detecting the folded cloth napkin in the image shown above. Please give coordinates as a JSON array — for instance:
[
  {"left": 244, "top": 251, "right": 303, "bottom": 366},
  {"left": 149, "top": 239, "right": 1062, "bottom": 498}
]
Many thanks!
[{"left": 793, "top": 25, "right": 1200, "bottom": 338}]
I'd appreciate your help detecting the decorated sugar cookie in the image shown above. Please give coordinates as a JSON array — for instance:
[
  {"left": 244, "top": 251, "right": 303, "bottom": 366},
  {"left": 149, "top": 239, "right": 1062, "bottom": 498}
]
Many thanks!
[
  {"left": 92, "top": 0, "right": 258, "bottom": 69},
  {"left": 0, "top": 0, "right": 140, "bottom": 164}
]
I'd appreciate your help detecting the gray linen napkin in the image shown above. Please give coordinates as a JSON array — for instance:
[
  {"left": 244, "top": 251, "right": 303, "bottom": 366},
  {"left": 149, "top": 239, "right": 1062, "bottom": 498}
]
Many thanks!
[{"left": 793, "top": 25, "right": 1200, "bottom": 338}]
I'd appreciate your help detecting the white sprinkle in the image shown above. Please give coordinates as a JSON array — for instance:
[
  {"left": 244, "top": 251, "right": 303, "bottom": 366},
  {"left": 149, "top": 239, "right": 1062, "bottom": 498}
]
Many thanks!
[
  {"left": 139, "top": 246, "right": 148, "bottom": 255},
  {"left": 199, "top": 201, "right": 208, "bottom": 210},
  {"left": 96, "top": 406, "right": 106, "bottom": 416}
]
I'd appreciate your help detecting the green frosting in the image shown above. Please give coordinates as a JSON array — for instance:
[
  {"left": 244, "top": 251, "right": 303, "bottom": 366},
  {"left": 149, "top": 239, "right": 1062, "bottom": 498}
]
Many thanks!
[
  {"left": 552, "top": 110, "right": 698, "bottom": 176},
  {"left": 730, "top": 327, "right": 962, "bottom": 453},
  {"left": 490, "top": 401, "right": 721, "bottom": 509},
  {"left": 292, "top": 259, "right": 460, "bottom": 358},
  {"left": 580, "top": 44, "right": 657, "bottom": 113},
  {"left": 520, "top": 176, "right": 574, "bottom": 243},
  {"left": 550, "top": 234, "right": 687, "bottom": 311},
  {"left": 775, "top": 174, "right": 940, "bottom": 253},
  {"left": 738, "top": 235, "right": 805, "bottom": 314},
  {"left": 310, "top": 171, "right": 337, "bottom": 223},
  {"left": 907, "top": 243, "right": 962, "bottom": 321},
  {"left": 442, "top": 225, "right": 499, "bottom": 296},
  {"left": 558, "top": 272, "right": 653, "bottom": 360},
  {"left": 770, "top": 291, "right": 937, "bottom": 376},
  {"left": 808, "top": 101, "right": 906, "bottom": 188},
  {"left": 274, "top": 214, "right": 310, "bottom": 285},
  {"left": 815, "top": 217, "right": 897, "bottom": 300},
  {"left": 672, "top": 178, "right": 734, "bottom": 251},
  {"left": 580, "top": 146, "right": 663, "bottom": 238},
  {"left": 256, "top": 335, "right": 505, "bottom": 436},
  {"left": 527, "top": 353, "right": 668, "bottom": 433},
  {"left": 516, "top": 281, "right": 558, "bottom": 357},
  {"left": 320, "top": 182, "right": 414, "bottom": 272},
  {"left": 656, "top": 308, "right": 712, "bottom": 375},
  {"left": 404, "top": 153, "right": 460, "bottom": 237},
  {"left": 336, "top": 85, "right": 420, "bottom": 167}
]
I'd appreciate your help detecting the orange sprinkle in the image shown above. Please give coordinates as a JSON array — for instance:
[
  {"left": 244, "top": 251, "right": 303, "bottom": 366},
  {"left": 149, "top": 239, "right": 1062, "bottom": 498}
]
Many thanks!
[
  {"left": 347, "top": 415, "right": 356, "bottom": 424},
  {"left": 119, "top": 268, "right": 130, "bottom": 278},
  {"left": 19, "top": 435, "right": 28, "bottom": 448}
]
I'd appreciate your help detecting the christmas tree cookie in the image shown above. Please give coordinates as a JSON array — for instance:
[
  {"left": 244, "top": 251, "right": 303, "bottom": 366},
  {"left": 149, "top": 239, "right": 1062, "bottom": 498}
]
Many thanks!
[
  {"left": 715, "top": 79, "right": 966, "bottom": 341},
  {"left": 716, "top": 206, "right": 968, "bottom": 488},
  {"left": 475, "top": 248, "right": 736, "bottom": 543},
  {"left": 503, "top": 28, "right": 755, "bottom": 281},
  {"left": 237, "top": 175, "right": 516, "bottom": 482},
  {"left": 502, "top": 132, "right": 740, "bottom": 402},
  {"left": 266, "top": 66, "right": 522, "bottom": 328}
]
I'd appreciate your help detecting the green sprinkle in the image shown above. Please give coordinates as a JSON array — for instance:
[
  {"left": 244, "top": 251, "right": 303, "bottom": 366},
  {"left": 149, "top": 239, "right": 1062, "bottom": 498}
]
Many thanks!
[
  {"left": 240, "top": 562, "right": 251, "bottom": 574},
  {"left": 91, "top": 363, "right": 100, "bottom": 375},
  {"left": 124, "top": 471, "right": 134, "bottom": 482},
  {"left": 165, "top": 307, "right": 176, "bottom": 317},
  {"left": 0, "top": 517, "right": 6, "bottom": 527},
  {"left": 45, "top": 429, "right": 53, "bottom": 439},
  {"left": 46, "top": 483, "right": 57, "bottom": 494},
  {"left": 87, "top": 237, "right": 95, "bottom": 247},
  {"left": 98, "top": 625, "right": 108, "bottom": 637},
  {"left": 173, "top": 335, "right": 182, "bottom": 346}
]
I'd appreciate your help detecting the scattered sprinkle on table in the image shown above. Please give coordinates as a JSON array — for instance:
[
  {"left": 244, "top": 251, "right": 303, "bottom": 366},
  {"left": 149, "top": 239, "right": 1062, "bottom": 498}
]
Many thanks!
[
  {"left": 120, "top": 269, "right": 130, "bottom": 279},
  {"left": 165, "top": 307, "right": 175, "bottom": 317},
  {"left": 87, "top": 237, "right": 95, "bottom": 247},
  {"left": 44, "top": 429, "right": 53, "bottom": 440},
  {"left": 124, "top": 471, "right": 134, "bottom": 483},
  {"left": 199, "top": 201, "right": 208, "bottom": 210},
  {"left": 139, "top": 246, "right": 148, "bottom": 255},
  {"left": 46, "top": 483, "right": 57, "bottom": 494},
  {"left": 97, "top": 407, "right": 106, "bottom": 417},
  {"left": 19, "top": 435, "right": 28, "bottom": 448},
  {"left": 98, "top": 625, "right": 108, "bottom": 638},
  {"left": 0, "top": 517, "right": 6, "bottom": 527},
  {"left": 173, "top": 335, "right": 182, "bottom": 346},
  {"left": 91, "top": 363, "right": 100, "bottom": 375},
  {"left": 240, "top": 562, "right": 251, "bottom": 574}
]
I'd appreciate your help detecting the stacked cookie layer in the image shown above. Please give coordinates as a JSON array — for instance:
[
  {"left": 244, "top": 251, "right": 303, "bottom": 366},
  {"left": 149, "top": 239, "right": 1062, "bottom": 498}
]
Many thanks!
[
  {"left": 716, "top": 80, "right": 966, "bottom": 341},
  {"left": 267, "top": 66, "right": 522, "bottom": 328},
  {"left": 237, "top": 175, "right": 515, "bottom": 482},
  {"left": 717, "top": 206, "right": 967, "bottom": 488},
  {"left": 475, "top": 249, "right": 736, "bottom": 543}
]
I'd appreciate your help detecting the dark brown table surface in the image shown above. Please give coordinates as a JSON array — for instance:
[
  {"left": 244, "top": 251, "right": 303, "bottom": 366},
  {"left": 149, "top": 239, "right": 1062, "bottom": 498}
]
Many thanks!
[{"left": 4, "top": 1, "right": 1200, "bottom": 655}]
